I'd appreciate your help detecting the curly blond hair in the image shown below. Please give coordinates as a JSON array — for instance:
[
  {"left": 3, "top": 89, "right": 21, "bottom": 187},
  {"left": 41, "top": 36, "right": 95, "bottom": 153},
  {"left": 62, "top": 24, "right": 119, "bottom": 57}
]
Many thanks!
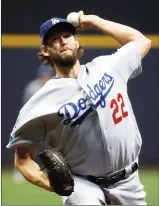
[{"left": 37, "top": 44, "right": 84, "bottom": 68}]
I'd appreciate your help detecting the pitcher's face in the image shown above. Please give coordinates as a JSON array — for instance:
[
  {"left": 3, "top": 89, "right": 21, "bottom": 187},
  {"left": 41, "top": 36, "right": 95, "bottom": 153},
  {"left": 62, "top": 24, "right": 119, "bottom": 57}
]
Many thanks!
[{"left": 44, "top": 31, "right": 79, "bottom": 67}]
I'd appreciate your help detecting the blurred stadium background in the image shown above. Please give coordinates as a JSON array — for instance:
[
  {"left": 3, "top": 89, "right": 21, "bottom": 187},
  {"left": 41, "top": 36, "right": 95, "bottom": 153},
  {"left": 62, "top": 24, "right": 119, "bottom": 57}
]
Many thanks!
[{"left": 2, "top": 0, "right": 159, "bottom": 205}]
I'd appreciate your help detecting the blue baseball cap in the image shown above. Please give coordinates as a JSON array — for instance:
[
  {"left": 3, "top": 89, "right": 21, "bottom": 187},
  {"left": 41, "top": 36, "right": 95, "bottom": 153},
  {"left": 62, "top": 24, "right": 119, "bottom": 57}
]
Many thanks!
[{"left": 40, "top": 17, "right": 76, "bottom": 45}]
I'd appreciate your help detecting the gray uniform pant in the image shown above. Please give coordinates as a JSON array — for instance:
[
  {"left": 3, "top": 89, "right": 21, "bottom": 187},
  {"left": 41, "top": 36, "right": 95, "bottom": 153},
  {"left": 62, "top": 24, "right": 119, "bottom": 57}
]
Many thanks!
[{"left": 62, "top": 171, "right": 146, "bottom": 205}]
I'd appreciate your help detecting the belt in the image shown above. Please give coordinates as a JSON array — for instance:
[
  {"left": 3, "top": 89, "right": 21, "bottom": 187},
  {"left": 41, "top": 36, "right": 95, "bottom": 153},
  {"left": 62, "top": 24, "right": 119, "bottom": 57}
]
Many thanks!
[{"left": 86, "top": 162, "right": 138, "bottom": 187}]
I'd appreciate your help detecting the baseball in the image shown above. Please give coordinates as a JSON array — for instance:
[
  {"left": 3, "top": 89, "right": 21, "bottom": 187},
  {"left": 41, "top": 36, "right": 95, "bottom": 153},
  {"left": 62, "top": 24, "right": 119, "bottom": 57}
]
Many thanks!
[{"left": 67, "top": 12, "right": 80, "bottom": 27}]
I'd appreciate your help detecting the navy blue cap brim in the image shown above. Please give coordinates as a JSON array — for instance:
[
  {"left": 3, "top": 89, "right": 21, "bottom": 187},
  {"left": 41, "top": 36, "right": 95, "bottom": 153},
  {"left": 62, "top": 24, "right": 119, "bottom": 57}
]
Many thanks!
[{"left": 43, "top": 22, "right": 76, "bottom": 44}]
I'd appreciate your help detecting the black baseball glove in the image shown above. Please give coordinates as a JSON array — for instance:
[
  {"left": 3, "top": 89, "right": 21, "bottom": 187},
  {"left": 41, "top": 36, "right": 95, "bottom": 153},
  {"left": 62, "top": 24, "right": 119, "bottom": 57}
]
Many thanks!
[{"left": 38, "top": 149, "right": 74, "bottom": 196}]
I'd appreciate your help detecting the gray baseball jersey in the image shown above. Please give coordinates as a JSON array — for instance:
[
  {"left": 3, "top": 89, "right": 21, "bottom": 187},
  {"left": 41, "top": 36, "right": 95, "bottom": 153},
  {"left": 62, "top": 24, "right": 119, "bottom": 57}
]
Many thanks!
[{"left": 7, "top": 42, "right": 142, "bottom": 176}]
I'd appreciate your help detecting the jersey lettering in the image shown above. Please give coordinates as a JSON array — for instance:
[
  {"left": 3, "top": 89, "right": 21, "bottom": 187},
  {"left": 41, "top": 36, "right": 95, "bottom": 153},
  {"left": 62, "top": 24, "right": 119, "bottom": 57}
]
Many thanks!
[
  {"left": 58, "top": 98, "right": 88, "bottom": 125},
  {"left": 87, "top": 72, "right": 114, "bottom": 108},
  {"left": 58, "top": 72, "right": 114, "bottom": 127}
]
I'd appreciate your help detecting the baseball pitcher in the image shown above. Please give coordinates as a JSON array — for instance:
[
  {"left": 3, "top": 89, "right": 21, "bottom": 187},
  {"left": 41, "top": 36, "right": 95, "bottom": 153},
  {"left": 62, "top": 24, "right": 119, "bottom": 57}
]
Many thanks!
[{"left": 7, "top": 11, "right": 151, "bottom": 205}]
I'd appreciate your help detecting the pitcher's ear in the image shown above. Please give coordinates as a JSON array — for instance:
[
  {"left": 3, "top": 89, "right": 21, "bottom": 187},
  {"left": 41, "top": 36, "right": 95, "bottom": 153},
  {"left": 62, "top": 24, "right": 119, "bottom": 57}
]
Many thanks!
[{"left": 40, "top": 45, "right": 50, "bottom": 56}]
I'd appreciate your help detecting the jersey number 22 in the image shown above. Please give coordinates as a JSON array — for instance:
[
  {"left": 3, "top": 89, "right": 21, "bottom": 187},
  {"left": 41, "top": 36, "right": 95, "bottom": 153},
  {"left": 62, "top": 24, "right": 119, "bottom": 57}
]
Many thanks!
[{"left": 110, "top": 93, "right": 128, "bottom": 125}]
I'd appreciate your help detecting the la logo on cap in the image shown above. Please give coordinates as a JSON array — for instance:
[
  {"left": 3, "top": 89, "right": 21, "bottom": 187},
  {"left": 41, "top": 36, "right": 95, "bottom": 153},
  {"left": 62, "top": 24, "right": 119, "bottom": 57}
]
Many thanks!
[{"left": 51, "top": 18, "right": 60, "bottom": 25}]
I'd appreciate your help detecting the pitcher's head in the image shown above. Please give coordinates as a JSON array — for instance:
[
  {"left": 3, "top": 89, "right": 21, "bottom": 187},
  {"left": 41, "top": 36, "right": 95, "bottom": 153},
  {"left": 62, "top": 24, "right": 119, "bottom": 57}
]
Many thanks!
[{"left": 38, "top": 17, "right": 84, "bottom": 68}]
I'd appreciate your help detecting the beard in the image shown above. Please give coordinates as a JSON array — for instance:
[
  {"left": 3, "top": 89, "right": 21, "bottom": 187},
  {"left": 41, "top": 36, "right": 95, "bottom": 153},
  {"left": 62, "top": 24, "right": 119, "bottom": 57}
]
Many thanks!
[{"left": 49, "top": 48, "right": 78, "bottom": 67}]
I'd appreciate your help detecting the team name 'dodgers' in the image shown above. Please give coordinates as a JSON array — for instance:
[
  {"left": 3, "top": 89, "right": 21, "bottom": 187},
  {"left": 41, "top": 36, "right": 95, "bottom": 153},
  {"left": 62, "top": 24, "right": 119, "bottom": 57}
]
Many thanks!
[{"left": 58, "top": 72, "right": 114, "bottom": 126}]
